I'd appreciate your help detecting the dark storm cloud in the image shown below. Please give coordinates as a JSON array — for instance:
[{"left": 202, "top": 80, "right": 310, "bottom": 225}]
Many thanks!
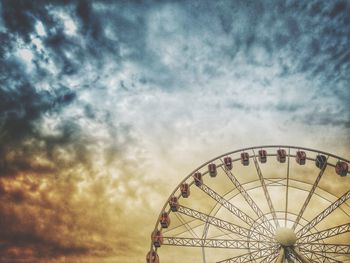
[
  {"left": 1, "top": 0, "right": 116, "bottom": 258},
  {"left": 215, "top": 0, "right": 350, "bottom": 80}
]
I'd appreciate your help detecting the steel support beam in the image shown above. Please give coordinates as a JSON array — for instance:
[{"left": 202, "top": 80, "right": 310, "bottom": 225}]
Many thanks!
[
  {"left": 252, "top": 149, "right": 279, "bottom": 227},
  {"left": 163, "top": 237, "right": 272, "bottom": 249},
  {"left": 216, "top": 246, "right": 278, "bottom": 263},
  {"left": 198, "top": 183, "right": 272, "bottom": 240},
  {"left": 292, "top": 248, "right": 311, "bottom": 263},
  {"left": 220, "top": 164, "right": 275, "bottom": 235},
  {"left": 296, "top": 189, "right": 350, "bottom": 237},
  {"left": 298, "top": 222, "right": 350, "bottom": 243},
  {"left": 292, "top": 157, "right": 328, "bottom": 230},
  {"left": 177, "top": 205, "right": 270, "bottom": 241},
  {"left": 298, "top": 243, "right": 350, "bottom": 254},
  {"left": 298, "top": 248, "right": 342, "bottom": 263}
]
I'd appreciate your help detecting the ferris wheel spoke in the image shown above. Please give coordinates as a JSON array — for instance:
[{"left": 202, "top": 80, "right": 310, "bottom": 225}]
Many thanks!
[
  {"left": 219, "top": 163, "right": 276, "bottom": 235},
  {"left": 298, "top": 253, "right": 322, "bottom": 263},
  {"left": 162, "top": 236, "right": 271, "bottom": 249},
  {"left": 162, "top": 218, "right": 199, "bottom": 235},
  {"left": 289, "top": 247, "right": 313, "bottom": 263},
  {"left": 260, "top": 247, "right": 280, "bottom": 263},
  {"left": 174, "top": 213, "right": 199, "bottom": 238},
  {"left": 292, "top": 156, "right": 329, "bottom": 230},
  {"left": 285, "top": 148, "right": 291, "bottom": 227},
  {"left": 297, "top": 222, "right": 350, "bottom": 243},
  {"left": 298, "top": 243, "right": 350, "bottom": 254},
  {"left": 198, "top": 183, "right": 272, "bottom": 238},
  {"left": 177, "top": 205, "right": 271, "bottom": 241},
  {"left": 298, "top": 248, "right": 343, "bottom": 263},
  {"left": 198, "top": 183, "right": 254, "bottom": 225},
  {"left": 216, "top": 246, "right": 278, "bottom": 263},
  {"left": 286, "top": 249, "right": 304, "bottom": 263},
  {"left": 296, "top": 189, "right": 350, "bottom": 238},
  {"left": 252, "top": 149, "right": 279, "bottom": 228}
]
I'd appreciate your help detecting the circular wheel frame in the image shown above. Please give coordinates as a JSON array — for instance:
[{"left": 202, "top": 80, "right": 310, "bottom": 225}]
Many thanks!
[{"left": 148, "top": 145, "right": 350, "bottom": 263}]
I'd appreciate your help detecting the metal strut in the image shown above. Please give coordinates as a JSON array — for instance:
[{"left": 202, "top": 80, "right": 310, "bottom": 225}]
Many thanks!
[
  {"left": 199, "top": 183, "right": 255, "bottom": 226},
  {"left": 291, "top": 247, "right": 311, "bottom": 263},
  {"left": 286, "top": 248, "right": 303, "bottom": 263},
  {"left": 216, "top": 246, "right": 278, "bottom": 263},
  {"left": 296, "top": 189, "right": 350, "bottom": 237},
  {"left": 298, "top": 222, "right": 350, "bottom": 243},
  {"left": 260, "top": 248, "right": 280, "bottom": 263},
  {"left": 285, "top": 148, "right": 291, "bottom": 227},
  {"left": 220, "top": 163, "right": 276, "bottom": 235},
  {"left": 177, "top": 205, "right": 271, "bottom": 241},
  {"left": 252, "top": 149, "right": 279, "bottom": 228},
  {"left": 162, "top": 236, "right": 272, "bottom": 249},
  {"left": 198, "top": 183, "right": 273, "bottom": 240},
  {"left": 292, "top": 156, "right": 329, "bottom": 230},
  {"left": 298, "top": 248, "right": 343, "bottom": 263},
  {"left": 298, "top": 243, "right": 350, "bottom": 254}
]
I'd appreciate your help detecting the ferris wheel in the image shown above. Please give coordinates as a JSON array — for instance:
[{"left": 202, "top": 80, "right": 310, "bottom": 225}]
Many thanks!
[{"left": 147, "top": 145, "right": 350, "bottom": 263}]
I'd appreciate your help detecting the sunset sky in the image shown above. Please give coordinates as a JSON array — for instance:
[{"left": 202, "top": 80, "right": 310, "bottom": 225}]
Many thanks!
[{"left": 0, "top": 0, "right": 349, "bottom": 262}]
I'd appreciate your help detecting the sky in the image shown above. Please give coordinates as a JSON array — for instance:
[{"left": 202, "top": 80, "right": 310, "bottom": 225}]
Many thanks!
[{"left": 0, "top": 0, "right": 349, "bottom": 262}]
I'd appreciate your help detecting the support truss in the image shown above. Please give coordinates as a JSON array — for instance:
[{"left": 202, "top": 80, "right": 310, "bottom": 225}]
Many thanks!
[
  {"left": 162, "top": 237, "right": 272, "bottom": 249},
  {"left": 290, "top": 247, "right": 315, "bottom": 263},
  {"left": 220, "top": 164, "right": 275, "bottom": 235},
  {"left": 216, "top": 246, "right": 278, "bottom": 263},
  {"left": 252, "top": 150, "right": 279, "bottom": 227},
  {"left": 286, "top": 248, "right": 304, "bottom": 263},
  {"left": 299, "top": 248, "right": 342, "bottom": 263},
  {"left": 298, "top": 243, "right": 350, "bottom": 254},
  {"left": 199, "top": 183, "right": 254, "bottom": 226},
  {"left": 260, "top": 248, "right": 280, "bottom": 263},
  {"left": 177, "top": 205, "right": 270, "bottom": 241},
  {"left": 174, "top": 213, "right": 198, "bottom": 238},
  {"left": 198, "top": 183, "right": 272, "bottom": 239},
  {"left": 292, "top": 157, "right": 328, "bottom": 230},
  {"left": 298, "top": 222, "right": 350, "bottom": 243},
  {"left": 285, "top": 149, "right": 290, "bottom": 227},
  {"left": 297, "top": 189, "right": 350, "bottom": 237}
]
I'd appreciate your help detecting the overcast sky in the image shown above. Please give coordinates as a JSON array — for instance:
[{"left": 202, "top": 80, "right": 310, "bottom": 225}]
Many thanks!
[{"left": 0, "top": 0, "right": 349, "bottom": 262}]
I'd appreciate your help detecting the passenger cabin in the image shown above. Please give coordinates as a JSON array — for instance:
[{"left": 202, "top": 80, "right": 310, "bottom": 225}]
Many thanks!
[
  {"left": 152, "top": 230, "right": 163, "bottom": 248},
  {"left": 146, "top": 250, "right": 160, "bottom": 263},
  {"left": 277, "top": 149, "right": 286, "bottom": 163},
  {"left": 193, "top": 172, "right": 203, "bottom": 186},
  {"left": 335, "top": 161, "right": 348, "bottom": 177},
  {"left": 208, "top": 163, "right": 217, "bottom": 177},
  {"left": 241, "top": 152, "right": 249, "bottom": 166},
  {"left": 316, "top": 155, "right": 327, "bottom": 169},
  {"left": 169, "top": 196, "right": 179, "bottom": 212},
  {"left": 296, "top": 151, "right": 306, "bottom": 165},
  {"left": 180, "top": 183, "right": 190, "bottom": 198},
  {"left": 258, "top": 150, "right": 267, "bottom": 163},
  {"left": 224, "top": 156, "right": 233, "bottom": 170},
  {"left": 160, "top": 212, "right": 170, "bottom": 228}
]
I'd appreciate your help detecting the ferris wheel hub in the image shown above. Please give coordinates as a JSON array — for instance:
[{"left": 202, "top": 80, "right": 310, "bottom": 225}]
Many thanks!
[{"left": 274, "top": 227, "right": 297, "bottom": 247}]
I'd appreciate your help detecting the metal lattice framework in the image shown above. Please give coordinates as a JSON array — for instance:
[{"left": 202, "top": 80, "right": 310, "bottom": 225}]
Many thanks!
[{"left": 147, "top": 145, "right": 350, "bottom": 263}]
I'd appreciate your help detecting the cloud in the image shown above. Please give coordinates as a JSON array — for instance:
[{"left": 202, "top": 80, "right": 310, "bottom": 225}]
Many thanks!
[{"left": 0, "top": 0, "right": 349, "bottom": 261}]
